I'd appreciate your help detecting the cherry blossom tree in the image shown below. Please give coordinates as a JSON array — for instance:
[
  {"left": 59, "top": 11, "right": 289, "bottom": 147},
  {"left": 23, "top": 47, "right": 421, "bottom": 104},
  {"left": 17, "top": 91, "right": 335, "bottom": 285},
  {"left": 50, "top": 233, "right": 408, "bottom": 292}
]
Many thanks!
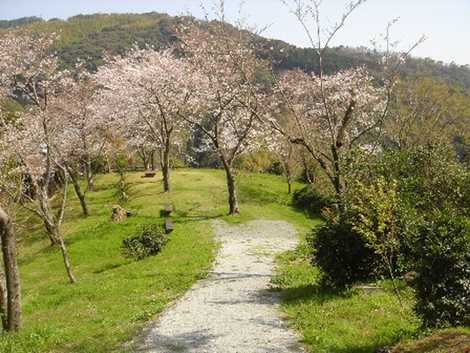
[
  {"left": 52, "top": 70, "right": 107, "bottom": 216},
  {"left": 0, "top": 31, "right": 76, "bottom": 284},
  {"left": 96, "top": 48, "right": 197, "bottom": 193},
  {"left": 271, "top": 0, "right": 424, "bottom": 204},
  {"left": 179, "top": 20, "right": 269, "bottom": 215},
  {"left": 267, "top": 131, "right": 301, "bottom": 194},
  {"left": 271, "top": 68, "right": 386, "bottom": 200}
]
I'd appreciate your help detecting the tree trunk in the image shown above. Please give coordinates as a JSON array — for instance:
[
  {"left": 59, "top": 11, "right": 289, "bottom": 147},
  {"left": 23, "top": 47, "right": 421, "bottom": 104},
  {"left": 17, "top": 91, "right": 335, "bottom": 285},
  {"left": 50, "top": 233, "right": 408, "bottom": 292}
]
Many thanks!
[
  {"left": 222, "top": 162, "right": 240, "bottom": 215},
  {"left": 139, "top": 149, "right": 150, "bottom": 171},
  {"left": 85, "top": 158, "right": 94, "bottom": 191},
  {"left": 285, "top": 163, "right": 293, "bottom": 194},
  {"left": 55, "top": 230, "right": 76, "bottom": 284},
  {"left": 68, "top": 168, "right": 89, "bottom": 217},
  {"left": 159, "top": 148, "right": 164, "bottom": 171},
  {"left": 0, "top": 207, "right": 21, "bottom": 331},
  {"left": 330, "top": 145, "right": 345, "bottom": 211},
  {"left": 105, "top": 155, "right": 111, "bottom": 174},
  {"left": 150, "top": 150, "right": 156, "bottom": 171},
  {"left": 301, "top": 154, "right": 314, "bottom": 184},
  {"left": 0, "top": 272, "right": 7, "bottom": 330},
  {"left": 43, "top": 220, "right": 59, "bottom": 246},
  {"left": 162, "top": 139, "right": 171, "bottom": 193},
  {"left": 331, "top": 150, "right": 343, "bottom": 197}
]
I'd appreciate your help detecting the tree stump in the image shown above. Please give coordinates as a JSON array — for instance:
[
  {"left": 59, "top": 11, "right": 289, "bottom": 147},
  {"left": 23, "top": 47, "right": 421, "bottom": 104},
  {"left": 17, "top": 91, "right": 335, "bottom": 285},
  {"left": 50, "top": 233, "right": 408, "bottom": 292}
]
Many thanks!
[
  {"left": 111, "top": 205, "right": 128, "bottom": 223},
  {"left": 164, "top": 218, "right": 174, "bottom": 234}
]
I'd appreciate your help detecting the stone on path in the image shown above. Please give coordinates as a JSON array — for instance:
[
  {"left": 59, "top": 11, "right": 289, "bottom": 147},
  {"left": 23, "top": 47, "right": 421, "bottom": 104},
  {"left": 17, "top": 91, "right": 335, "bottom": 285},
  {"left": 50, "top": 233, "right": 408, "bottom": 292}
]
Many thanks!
[{"left": 135, "top": 220, "right": 305, "bottom": 353}]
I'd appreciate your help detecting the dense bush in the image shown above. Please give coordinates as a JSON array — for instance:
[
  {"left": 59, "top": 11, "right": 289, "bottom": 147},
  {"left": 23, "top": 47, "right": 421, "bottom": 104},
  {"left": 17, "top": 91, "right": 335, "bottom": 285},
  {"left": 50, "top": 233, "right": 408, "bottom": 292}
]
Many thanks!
[
  {"left": 122, "top": 224, "right": 168, "bottom": 260},
  {"left": 293, "top": 185, "right": 335, "bottom": 215},
  {"left": 374, "top": 145, "right": 470, "bottom": 215},
  {"left": 347, "top": 178, "right": 421, "bottom": 277},
  {"left": 413, "top": 211, "right": 470, "bottom": 328},
  {"left": 234, "top": 150, "right": 279, "bottom": 174},
  {"left": 312, "top": 218, "right": 379, "bottom": 288}
]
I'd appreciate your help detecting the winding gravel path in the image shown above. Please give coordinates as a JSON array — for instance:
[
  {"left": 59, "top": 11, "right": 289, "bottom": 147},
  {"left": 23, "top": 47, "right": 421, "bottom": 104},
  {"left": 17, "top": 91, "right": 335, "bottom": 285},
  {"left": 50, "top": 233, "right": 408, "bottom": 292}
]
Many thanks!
[{"left": 136, "top": 219, "right": 305, "bottom": 353}]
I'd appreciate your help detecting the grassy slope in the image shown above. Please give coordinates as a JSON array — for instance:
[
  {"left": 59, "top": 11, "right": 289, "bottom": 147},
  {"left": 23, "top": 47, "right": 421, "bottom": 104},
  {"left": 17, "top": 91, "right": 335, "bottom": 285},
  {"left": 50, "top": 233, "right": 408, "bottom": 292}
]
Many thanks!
[
  {"left": 392, "top": 328, "right": 470, "bottom": 353},
  {"left": 0, "top": 169, "right": 314, "bottom": 353}
]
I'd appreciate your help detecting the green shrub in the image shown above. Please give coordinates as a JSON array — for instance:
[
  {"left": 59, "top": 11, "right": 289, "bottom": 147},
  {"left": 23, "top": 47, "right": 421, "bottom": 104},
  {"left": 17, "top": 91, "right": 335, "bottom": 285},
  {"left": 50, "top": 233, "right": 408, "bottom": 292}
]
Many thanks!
[
  {"left": 121, "top": 224, "right": 168, "bottom": 260},
  {"left": 374, "top": 145, "right": 470, "bottom": 216},
  {"left": 413, "top": 211, "right": 470, "bottom": 328},
  {"left": 234, "top": 150, "right": 278, "bottom": 173},
  {"left": 348, "top": 178, "right": 421, "bottom": 277},
  {"left": 293, "top": 185, "right": 335, "bottom": 215},
  {"left": 312, "top": 218, "right": 379, "bottom": 288}
]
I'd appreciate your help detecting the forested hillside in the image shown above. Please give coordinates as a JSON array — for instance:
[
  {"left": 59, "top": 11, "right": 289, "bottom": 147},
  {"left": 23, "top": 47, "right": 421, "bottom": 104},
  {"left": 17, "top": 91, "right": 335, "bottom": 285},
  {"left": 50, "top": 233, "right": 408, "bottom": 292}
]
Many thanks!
[{"left": 1, "top": 13, "right": 470, "bottom": 89}]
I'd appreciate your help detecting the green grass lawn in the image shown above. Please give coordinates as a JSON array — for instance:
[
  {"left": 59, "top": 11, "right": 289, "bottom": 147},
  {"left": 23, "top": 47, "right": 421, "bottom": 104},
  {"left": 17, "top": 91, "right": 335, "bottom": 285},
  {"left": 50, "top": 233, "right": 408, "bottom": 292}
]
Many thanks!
[
  {"left": 2, "top": 168, "right": 455, "bottom": 353},
  {"left": 0, "top": 168, "right": 314, "bottom": 353},
  {"left": 272, "top": 242, "right": 421, "bottom": 353}
]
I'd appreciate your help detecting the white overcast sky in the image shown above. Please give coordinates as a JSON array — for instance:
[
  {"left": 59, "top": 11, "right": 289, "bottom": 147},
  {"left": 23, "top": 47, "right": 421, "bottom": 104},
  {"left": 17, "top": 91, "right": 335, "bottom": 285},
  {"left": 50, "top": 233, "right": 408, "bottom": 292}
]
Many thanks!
[{"left": 0, "top": 0, "right": 468, "bottom": 65}]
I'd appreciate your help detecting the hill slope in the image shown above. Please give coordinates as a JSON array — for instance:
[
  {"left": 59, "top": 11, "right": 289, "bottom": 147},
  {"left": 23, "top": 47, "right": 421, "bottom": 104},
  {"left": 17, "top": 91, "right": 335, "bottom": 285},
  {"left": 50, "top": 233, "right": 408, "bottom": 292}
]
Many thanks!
[{"left": 1, "top": 13, "right": 470, "bottom": 89}]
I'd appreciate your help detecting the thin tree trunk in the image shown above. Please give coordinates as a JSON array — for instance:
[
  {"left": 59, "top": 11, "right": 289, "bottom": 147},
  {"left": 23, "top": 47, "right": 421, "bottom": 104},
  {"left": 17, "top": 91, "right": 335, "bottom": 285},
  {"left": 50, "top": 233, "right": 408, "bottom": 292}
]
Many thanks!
[
  {"left": 0, "top": 271, "right": 7, "bottom": 330},
  {"left": 85, "top": 157, "right": 94, "bottom": 191},
  {"left": 285, "top": 162, "right": 293, "bottom": 194},
  {"left": 330, "top": 145, "right": 344, "bottom": 201},
  {"left": 55, "top": 230, "right": 76, "bottom": 284},
  {"left": 42, "top": 209, "right": 59, "bottom": 246},
  {"left": 0, "top": 207, "right": 21, "bottom": 331},
  {"left": 162, "top": 139, "right": 171, "bottom": 193},
  {"left": 139, "top": 149, "right": 150, "bottom": 170},
  {"left": 301, "top": 155, "right": 314, "bottom": 184},
  {"left": 68, "top": 168, "right": 89, "bottom": 217},
  {"left": 150, "top": 150, "right": 156, "bottom": 171},
  {"left": 105, "top": 155, "right": 111, "bottom": 174},
  {"left": 222, "top": 161, "right": 240, "bottom": 215}
]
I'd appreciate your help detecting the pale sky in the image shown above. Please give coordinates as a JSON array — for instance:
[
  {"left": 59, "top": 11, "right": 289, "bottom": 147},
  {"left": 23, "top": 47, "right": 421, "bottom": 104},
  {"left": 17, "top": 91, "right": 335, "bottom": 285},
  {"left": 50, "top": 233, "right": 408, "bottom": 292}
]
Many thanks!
[{"left": 0, "top": 0, "right": 468, "bottom": 66}]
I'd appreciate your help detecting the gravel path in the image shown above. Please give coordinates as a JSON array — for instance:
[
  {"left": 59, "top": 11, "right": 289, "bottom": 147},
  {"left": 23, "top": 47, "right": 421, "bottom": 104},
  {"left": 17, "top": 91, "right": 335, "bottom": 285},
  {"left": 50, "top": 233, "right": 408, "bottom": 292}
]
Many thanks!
[{"left": 136, "top": 219, "right": 305, "bottom": 353}]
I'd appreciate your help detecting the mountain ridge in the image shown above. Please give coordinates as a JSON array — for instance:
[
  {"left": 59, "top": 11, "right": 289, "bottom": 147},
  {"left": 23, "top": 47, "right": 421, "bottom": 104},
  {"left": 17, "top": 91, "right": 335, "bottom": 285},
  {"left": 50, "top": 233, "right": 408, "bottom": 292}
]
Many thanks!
[{"left": 1, "top": 13, "right": 470, "bottom": 90}]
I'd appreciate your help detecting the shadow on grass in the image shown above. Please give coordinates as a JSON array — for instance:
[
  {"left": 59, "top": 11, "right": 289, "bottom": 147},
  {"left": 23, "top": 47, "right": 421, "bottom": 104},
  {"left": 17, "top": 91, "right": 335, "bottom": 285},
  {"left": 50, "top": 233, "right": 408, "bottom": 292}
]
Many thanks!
[
  {"left": 278, "top": 282, "right": 417, "bottom": 353},
  {"left": 174, "top": 214, "right": 224, "bottom": 224},
  {"left": 93, "top": 261, "right": 131, "bottom": 274},
  {"left": 279, "top": 283, "right": 354, "bottom": 305},
  {"left": 172, "top": 205, "right": 225, "bottom": 224},
  {"left": 18, "top": 242, "right": 57, "bottom": 267}
]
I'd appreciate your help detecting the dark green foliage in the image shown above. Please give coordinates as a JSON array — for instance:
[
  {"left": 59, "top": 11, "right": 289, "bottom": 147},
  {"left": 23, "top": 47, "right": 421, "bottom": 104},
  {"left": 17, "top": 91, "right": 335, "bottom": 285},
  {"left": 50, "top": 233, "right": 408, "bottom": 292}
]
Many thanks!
[
  {"left": 55, "top": 19, "right": 177, "bottom": 71},
  {"left": 256, "top": 38, "right": 470, "bottom": 91},
  {"left": 292, "top": 185, "right": 335, "bottom": 215},
  {"left": 312, "top": 219, "right": 379, "bottom": 288},
  {"left": 374, "top": 146, "right": 469, "bottom": 214},
  {"left": 0, "top": 16, "right": 43, "bottom": 29},
  {"left": 121, "top": 224, "right": 168, "bottom": 260},
  {"left": 413, "top": 211, "right": 470, "bottom": 328},
  {"left": 348, "top": 146, "right": 470, "bottom": 327},
  {"left": 266, "top": 160, "right": 284, "bottom": 175}
]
